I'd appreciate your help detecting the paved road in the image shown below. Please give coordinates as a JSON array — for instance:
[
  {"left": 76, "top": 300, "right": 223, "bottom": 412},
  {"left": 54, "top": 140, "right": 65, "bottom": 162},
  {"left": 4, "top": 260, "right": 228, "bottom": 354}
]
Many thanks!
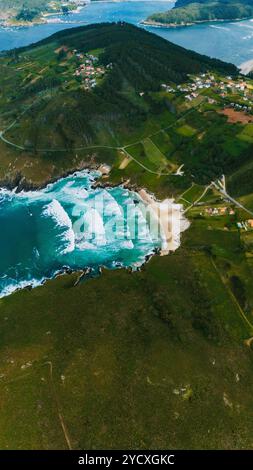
[{"left": 211, "top": 180, "right": 253, "bottom": 217}]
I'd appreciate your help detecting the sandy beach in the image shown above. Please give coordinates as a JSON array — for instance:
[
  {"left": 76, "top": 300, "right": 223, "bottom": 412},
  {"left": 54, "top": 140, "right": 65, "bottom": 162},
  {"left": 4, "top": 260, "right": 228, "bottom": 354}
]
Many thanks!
[{"left": 139, "top": 189, "right": 189, "bottom": 255}]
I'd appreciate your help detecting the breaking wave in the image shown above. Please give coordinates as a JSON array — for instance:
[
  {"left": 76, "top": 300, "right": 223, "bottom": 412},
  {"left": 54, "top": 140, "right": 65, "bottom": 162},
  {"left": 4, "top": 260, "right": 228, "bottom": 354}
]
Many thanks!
[
  {"left": 209, "top": 25, "right": 229, "bottom": 31},
  {"left": 42, "top": 199, "right": 75, "bottom": 254}
]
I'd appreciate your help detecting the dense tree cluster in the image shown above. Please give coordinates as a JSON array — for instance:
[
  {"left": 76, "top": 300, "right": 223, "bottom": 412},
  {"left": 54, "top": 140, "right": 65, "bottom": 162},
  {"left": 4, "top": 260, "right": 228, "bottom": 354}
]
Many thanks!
[
  {"left": 176, "top": 0, "right": 253, "bottom": 7},
  {"left": 20, "top": 22, "right": 238, "bottom": 78}
]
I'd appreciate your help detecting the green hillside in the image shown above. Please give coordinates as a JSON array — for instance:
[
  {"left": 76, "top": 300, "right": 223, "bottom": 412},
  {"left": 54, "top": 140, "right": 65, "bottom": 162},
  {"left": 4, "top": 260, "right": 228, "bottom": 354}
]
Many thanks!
[{"left": 176, "top": 0, "right": 253, "bottom": 7}]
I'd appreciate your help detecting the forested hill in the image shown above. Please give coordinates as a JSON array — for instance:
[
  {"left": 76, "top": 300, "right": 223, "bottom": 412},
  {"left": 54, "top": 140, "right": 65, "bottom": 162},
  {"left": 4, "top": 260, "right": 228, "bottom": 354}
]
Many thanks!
[
  {"left": 176, "top": 0, "right": 253, "bottom": 6},
  {"left": 146, "top": 0, "right": 253, "bottom": 26},
  {"left": 18, "top": 22, "right": 237, "bottom": 78}
]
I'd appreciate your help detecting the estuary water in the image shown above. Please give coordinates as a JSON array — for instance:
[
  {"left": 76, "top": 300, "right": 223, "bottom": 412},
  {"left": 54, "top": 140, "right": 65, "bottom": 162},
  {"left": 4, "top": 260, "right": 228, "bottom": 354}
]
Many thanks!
[
  {"left": 0, "top": 171, "right": 163, "bottom": 298},
  {"left": 1, "top": 1, "right": 253, "bottom": 66}
]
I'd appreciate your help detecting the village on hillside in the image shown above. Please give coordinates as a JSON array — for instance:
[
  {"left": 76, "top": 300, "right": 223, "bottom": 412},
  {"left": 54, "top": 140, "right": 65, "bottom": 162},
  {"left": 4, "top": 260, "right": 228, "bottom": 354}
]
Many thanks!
[
  {"left": 161, "top": 73, "right": 253, "bottom": 118},
  {"left": 73, "top": 51, "right": 110, "bottom": 91}
]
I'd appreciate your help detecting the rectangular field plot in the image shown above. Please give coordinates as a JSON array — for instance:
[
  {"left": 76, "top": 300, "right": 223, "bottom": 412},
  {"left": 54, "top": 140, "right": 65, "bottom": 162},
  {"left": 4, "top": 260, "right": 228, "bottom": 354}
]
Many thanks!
[
  {"left": 177, "top": 184, "right": 205, "bottom": 206},
  {"left": 150, "top": 131, "right": 175, "bottom": 158},
  {"left": 238, "top": 123, "right": 253, "bottom": 143},
  {"left": 176, "top": 124, "right": 197, "bottom": 137}
]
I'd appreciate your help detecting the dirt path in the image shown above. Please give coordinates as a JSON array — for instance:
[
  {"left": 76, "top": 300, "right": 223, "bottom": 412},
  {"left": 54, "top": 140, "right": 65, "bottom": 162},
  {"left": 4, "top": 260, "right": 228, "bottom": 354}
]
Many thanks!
[
  {"left": 183, "top": 184, "right": 212, "bottom": 214},
  {"left": 43, "top": 361, "right": 72, "bottom": 450}
]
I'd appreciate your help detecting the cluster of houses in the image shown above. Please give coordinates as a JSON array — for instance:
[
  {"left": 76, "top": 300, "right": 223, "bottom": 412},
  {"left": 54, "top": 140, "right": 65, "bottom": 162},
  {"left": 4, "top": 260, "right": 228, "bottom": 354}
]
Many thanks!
[
  {"left": 214, "top": 78, "right": 253, "bottom": 108},
  {"left": 202, "top": 207, "right": 253, "bottom": 231},
  {"left": 179, "top": 73, "right": 214, "bottom": 100},
  {"left": 161, "top": 74, "right": 215, "bottom": 101},
  {"left": 225, "top": 101, "right": 252, "bottom": 113},
  {"left": 161, "top": 84, "right": 176, "bottom": 93},
  {"left": 73, "top": 51, "right": 112, "bottom": 91},
  {"left": 237, "top": 220, "right": 253, "bottom": 231},
  {"left": 187, "top": 75, "right": 253, "bottom": 103},
  {"left": 161, "top": 73, "right": 253, "bottom": 108},
  {"left": 204, "top": 206, "right": 235, "bottom": 216}
]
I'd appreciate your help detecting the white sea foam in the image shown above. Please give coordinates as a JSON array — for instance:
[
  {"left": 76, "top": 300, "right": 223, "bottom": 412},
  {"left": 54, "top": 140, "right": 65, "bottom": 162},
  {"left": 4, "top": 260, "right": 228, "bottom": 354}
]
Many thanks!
[
  {"left": 0, "top": 278, "right": 43, "bottom": 299},
  {"left": 82, "top": 208, "right": 106, "bottom": 245},
  {"left": 42, "top": 199, "right": 75, "bottom": 254},
  {"left": 59, "top": 229, "right": 76, "bottom": 254},
  {"left": 43, "top": 199, "right": 71, "bottom": 227},
  {"left": 234, "top": 23, "right": 253, "bottom": 29},
  {"left": 104, "top": 199, "right": 122, "bottom": 216},
  {"left": 0, "top": 169, "right": 95, "bottom": 203},
  {"left": 59, "top": 181, "right": 89, "bottom": 201},
  {"left": 242, "top": 34, "right": 253, "bottom": 40},
  {"left": 94, "top": 190, "right": 123, "bottom": 217},
  {"left": 76, "top": 240, "right": 97, "bottom": 250},
  {"left": 121, "top": 240, "right": 134, "bottom": 249},
  {"left": 209, "top": 25, "right": 229, "bottom": 31}
]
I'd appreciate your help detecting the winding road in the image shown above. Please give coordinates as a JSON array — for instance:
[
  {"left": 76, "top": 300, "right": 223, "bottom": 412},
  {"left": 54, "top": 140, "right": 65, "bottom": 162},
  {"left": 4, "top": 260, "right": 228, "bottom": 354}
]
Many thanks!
[{"left": 0, "top": 96, "right": 203, "bottom": 177}]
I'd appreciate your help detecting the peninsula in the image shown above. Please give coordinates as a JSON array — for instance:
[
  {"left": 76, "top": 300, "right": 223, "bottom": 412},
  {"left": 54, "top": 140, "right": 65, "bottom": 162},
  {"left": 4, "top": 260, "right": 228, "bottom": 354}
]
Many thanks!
[
  {"left": 144, "top": 0, "right": 253, "bottom": 28},
  {"left": 0, "top": 0, "right": 86, "bottom": 26}
]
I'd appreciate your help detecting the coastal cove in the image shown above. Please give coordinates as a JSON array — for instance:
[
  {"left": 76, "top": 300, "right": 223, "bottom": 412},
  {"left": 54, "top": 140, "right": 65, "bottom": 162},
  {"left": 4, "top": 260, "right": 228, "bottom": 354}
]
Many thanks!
[
  {"left": 1, "top": 1, "right": 253, "bottom": 66},
  {"left": 0, "top": 170, "right": 188, "bottom": 298}
]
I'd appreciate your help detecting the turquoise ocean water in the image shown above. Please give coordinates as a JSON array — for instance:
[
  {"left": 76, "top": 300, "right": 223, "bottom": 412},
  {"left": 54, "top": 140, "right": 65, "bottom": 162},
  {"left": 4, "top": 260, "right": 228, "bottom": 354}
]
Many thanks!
[{"left": 0, "top": 171, "right": 162, "bottom": 297}]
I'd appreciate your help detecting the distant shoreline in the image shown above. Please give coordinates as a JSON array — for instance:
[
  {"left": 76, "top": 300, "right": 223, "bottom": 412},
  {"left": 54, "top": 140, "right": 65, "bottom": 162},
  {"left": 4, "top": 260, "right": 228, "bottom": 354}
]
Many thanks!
[
  {"left": 0, "top": 0, "right": 174, "bottom": 28},
  {"left": 142, "top": 15, "right": 253, "bottom": 29},
  {"left": 0, "top": 4, "right": 87, "bottom": 28}
]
